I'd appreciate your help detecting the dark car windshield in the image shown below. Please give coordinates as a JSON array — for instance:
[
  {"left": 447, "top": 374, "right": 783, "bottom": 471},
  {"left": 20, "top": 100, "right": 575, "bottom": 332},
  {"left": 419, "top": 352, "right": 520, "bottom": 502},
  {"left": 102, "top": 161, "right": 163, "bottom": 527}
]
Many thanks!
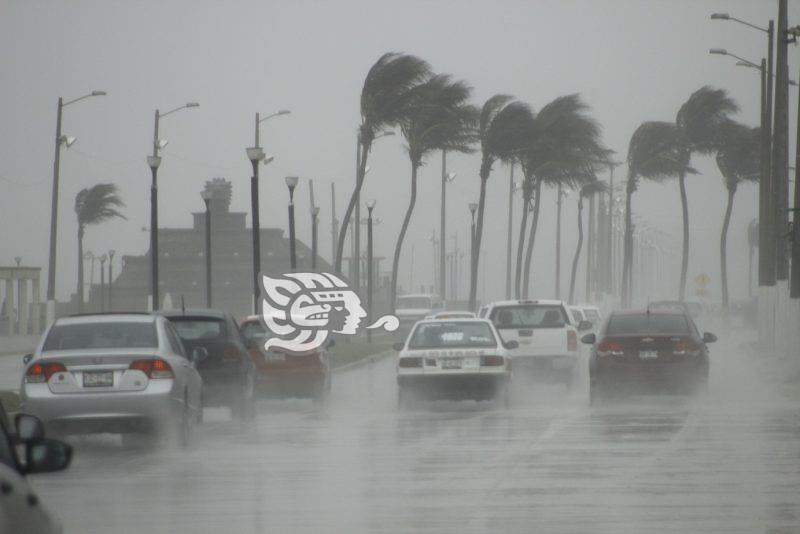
[
  {"left": 606, "top": 314, "right": 691, "bottom": 335},
  {"left": 168, "top": 318, "right": 227, "bottom": 341},
  {"left": 43, "top": 321, "right": 158, "bottom": 351},
  {"left": 490, "top": 305, "right": 568, "bottom": 329},
  {"left": 408, "top": 321, "right": 497, "bottom": 349}
]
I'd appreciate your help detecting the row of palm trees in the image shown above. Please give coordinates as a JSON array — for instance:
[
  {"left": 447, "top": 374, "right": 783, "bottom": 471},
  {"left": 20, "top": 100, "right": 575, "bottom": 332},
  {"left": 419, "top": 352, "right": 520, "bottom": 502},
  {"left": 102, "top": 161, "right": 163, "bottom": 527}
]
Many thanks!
[
  {"left": 335, "top": 52, "right": 613, "bottom": 311},
  {"left": 622, "top": 87, "right": 759, "bottom": 308}
]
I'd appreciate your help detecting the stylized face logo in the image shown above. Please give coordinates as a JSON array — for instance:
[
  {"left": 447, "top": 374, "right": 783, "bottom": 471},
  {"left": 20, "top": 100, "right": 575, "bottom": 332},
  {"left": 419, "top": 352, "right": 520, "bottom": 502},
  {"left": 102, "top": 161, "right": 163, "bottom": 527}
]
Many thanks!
[{"left": 260, "top": 272, "right": 397, "bottom": 354}]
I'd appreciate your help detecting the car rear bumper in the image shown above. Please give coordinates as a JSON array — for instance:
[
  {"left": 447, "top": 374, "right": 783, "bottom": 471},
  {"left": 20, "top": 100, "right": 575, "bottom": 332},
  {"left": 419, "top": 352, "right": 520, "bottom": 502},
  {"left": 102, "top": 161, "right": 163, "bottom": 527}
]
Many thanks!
[
  {"left": 511, "top": 354, "right": 578, "bottom": 380},
  {"left": 20, "top": 381, "right": 180, "bottom": 434},
  {"left": 591, "top": 359, "right": 708, "bottom": 391},
  {"left": 397, "top": 373, "right": 509, "bottom": 400}
]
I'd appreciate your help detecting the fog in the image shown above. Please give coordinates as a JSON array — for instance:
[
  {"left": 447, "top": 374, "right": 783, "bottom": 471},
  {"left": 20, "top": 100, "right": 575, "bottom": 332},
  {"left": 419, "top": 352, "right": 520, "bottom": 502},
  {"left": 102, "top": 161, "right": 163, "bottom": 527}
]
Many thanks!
[{"left": 1, "top": 0, "right": 793, "bottom": 304}]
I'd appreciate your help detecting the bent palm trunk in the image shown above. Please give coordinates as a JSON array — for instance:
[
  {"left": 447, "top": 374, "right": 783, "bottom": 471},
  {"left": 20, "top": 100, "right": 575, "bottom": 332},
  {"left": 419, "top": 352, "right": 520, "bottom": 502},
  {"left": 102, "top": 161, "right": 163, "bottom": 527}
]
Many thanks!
[
  {"left": 621, "top": 181, "right": 634, "bottom": 307},
  {"left": 335, "top": 141, "right": 371, "bottom": 274},
  {"left": 522, "top": 179, "right": 543, "bottom": 298},
  {"left": 470, "top": 166, "right": 490, "bottom": 311},
  {"left": 678, "top": 171, "right": 689, "bottom": 301},
  {"left": 568, "top": 197, "right": 584, "bottom": 304},
  {"left": 720, "top": 186, "right": 736, "bottom": 309},
  {"left": 514, "top": 193, "right": 530, "bottom": 298},
  {"left": 390, "top": 163, "right": 419, "bottom": 313}
]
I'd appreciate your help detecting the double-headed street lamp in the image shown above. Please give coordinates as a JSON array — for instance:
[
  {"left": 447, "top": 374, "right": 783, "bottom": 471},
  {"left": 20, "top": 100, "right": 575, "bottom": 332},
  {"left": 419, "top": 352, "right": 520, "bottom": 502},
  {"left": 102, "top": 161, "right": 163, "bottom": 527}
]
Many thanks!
[
  {"left": 469, "top": 202, "right": 478, "bottom": 285},
  {"left": 107, "top": 249, "right": 115, "bottom": 311},
  {"left": 247, "top": 109, "right": 289, "bottom": 313},
  {"left": 285, "top": 176, "right": 299, "bottom": 271},
  {"left": 148, "top": 102, "right": 199, "bottom": 311},
  {"left": 366, "top": 200, "right": 376, "bottom": 343},
  {"left": 99, "top": 253, "right": 107, "bottom": 312},
  {"left": 46, "top": 90, "right": 106, "bottom": 318},
  {"left": 200, "top": 190, "right": 213, "bottom": 307}
]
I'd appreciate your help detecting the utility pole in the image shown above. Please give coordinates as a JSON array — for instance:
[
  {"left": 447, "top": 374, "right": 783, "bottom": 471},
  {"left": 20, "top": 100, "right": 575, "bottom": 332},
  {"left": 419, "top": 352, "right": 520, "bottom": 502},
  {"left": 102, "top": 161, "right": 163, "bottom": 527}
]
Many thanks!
[
  {"left": 506, "top": 163, "right": 514, "bottom": 299},
  {"left": 555, "top": 183, "right": 564, "bottom": 299},
  {"left": 774, "top": 3, "right": 789, "bottom": 282}
]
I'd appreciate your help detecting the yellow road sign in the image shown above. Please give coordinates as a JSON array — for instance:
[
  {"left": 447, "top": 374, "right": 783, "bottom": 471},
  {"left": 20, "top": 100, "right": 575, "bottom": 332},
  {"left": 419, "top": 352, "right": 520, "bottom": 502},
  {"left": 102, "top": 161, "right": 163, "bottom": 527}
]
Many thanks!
[{"left": 694, "top": 273, "right": 711, "bottom": 287}]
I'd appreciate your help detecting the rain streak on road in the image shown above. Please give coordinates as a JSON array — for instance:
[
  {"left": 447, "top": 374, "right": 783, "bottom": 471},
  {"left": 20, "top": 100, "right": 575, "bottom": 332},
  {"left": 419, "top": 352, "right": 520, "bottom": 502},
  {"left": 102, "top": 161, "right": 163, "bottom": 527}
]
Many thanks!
[{"left": 13, "top": 321, "right": 800, "bottom": 534}]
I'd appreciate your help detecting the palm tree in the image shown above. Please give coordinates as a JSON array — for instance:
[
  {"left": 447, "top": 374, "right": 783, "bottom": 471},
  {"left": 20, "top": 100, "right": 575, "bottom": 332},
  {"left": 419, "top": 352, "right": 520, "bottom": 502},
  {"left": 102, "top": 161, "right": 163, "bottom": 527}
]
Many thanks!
[
  {"left": 471, "top": 96, "right": 533, "bottom": 309},
  {"left": 390, "top": 74, "right": 477, "bottom": 310},
  {"left": 518, "top": 94, "right": 608, "bottom": 298},
  {"left": 675, "top": 86, "right": 739, "bottom": 301},
  {"left": 335, "top": 52, "right": 431, "bottom": 275},
  {"left": 715, "top": 122, "right": 760, "bottom": 309},
  {"left": 622, "top": 121, "right": 691, "bottom": 306},
  {"left": 75, "top": 184, "right": 126, "bottom": 311},
  {"left": 568, "top": 178, "right": 607, "bottom": 304}
]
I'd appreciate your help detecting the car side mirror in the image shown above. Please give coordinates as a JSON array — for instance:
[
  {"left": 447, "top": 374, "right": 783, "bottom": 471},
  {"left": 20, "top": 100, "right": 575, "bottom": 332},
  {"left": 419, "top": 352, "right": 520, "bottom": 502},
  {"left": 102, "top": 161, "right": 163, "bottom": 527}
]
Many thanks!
[
  {"left": 702, "top": 332, "right": 717, "bottom": 344},
  {"left": 327, "top": 338, "right": 336, "bottom": 349},
  {"left": 23, "top": 354, "right": 33, "bottom": 365},
  {"left": 24, "top": 438, "right": 72, "bottom": 474},
  {"left": 392, "top": 342, "right": 404, "bottom": 351},
  {"left": 578, "top": 320, "right": 593, "bottom": 332},
  {"left": 581, "top": 333, "right": 596, "bottom": 345},
  {"left": 191, "top": 346, "right": 209, "bottom": 363},
  {"left": 15, "top": 414, "right": 45, "bottom": 441},
  {"left": 504, "top": 340, "right": 519, "bottom": 350}
]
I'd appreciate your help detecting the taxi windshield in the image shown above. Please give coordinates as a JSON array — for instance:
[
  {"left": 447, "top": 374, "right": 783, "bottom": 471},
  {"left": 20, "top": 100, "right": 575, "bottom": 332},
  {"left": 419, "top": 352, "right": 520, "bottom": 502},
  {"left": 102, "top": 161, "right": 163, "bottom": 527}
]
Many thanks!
[{"left": 408, "top": 321, "right": 497, "bottom": 349}]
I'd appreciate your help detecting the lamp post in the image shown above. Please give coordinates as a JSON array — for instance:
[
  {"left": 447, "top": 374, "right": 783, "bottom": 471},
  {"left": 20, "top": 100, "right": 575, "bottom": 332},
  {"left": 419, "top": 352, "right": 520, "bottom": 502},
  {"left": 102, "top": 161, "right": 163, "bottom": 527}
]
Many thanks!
[
  {"left": 286, "top": 176, "right": 299, "bottom": 271},
  {"left": 555, "top": 185, "right": 569, "bottom": 299},
  {"left": 99, "top": 254, "right": 107, "bottom": 312},
  {"left": 711, "top": 13, "right": 775, "bottom": 287},
  {"left": 366, "top": 200, "right": 376, "bottom": 343},
  {"left": 148, "top": 102, "right": 199, "bottom": 311},
  {"left": 247, "top": 109, "right": 289, "bottom": 313},
  {"left": 200, "top": 191, "right": 213, "bottom": 307},
  {"left": 440, "top": 160, "right": 457, "bottom": 301},
  {"left": 311, "top": 206, "right": 320, "bottom": 270},
  {"left": 107, "top": 249, "right": 115, "bottom": 311},
  {"left": 46, "top": 90, "right": 106, "bottom": 319},
  {"left": 469, "top": 203, "right": 478, "bottom": 293},
  {"left": 506, "top": 164, "right": 514, "bottom": 299}
]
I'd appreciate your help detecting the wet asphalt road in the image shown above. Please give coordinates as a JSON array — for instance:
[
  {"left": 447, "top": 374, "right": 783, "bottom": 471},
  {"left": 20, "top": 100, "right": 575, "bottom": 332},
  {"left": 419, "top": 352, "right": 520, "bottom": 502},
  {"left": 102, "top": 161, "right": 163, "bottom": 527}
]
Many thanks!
[{"left": 10, "top": 329, "right": 800, "bottom": 533}]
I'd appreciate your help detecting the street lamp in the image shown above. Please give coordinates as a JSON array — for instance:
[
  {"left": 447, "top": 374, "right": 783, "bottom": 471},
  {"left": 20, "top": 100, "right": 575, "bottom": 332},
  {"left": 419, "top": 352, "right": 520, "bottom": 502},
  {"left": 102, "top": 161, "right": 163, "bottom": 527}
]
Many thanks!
[
  {"left": 366, "top": 200, "right": 376, "bottom": 343},
  {"left": 311, "top": 206, "right": 320, "bottom": 270},
  {"left": 440, "top": 169, "right": 457, "bottom": 302},
  {"left": 201, "top": 190, "right": 213, "bottom": 307},
  {"left": 148, "top": 102, "right": 199, "bottom": 312},
  {"left": 469, "top": 203, "right": 478, "bottom": 284},
  {"left": 247, "top": 109, "right": 289, "bottom": 313},
  {"left": 46, "top": 89, "right": 106, "bottom": 320},
  {"left": 107, "top": 249, "right": 115, "bottom": 311},
  {"left": 286, "top": 176, "right": 299, "bottom": 271}
]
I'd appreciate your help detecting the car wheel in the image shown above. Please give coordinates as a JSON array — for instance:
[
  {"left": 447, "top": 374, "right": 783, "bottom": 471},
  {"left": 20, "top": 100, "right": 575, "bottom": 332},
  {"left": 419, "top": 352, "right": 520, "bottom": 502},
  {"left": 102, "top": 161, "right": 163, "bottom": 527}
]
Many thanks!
[
  {"left": 312, "top": 378, "right": 330, "bottom": 406},
  {"left": 589, "top": 382, "right": 600, "bottom": 406},
  {"left": 398, "top": 387, "right": 413, "bottom": 411},
  {"left": 177, "top": 393, "right": 193, "bottom": 449}
]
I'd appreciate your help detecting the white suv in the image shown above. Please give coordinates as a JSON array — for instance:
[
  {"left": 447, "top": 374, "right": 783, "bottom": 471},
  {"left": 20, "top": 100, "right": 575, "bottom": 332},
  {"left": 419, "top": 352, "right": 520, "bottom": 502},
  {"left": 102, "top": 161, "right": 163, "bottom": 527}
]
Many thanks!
[{"left": 479, "top": 299, "right": 591, "bottom": 387}]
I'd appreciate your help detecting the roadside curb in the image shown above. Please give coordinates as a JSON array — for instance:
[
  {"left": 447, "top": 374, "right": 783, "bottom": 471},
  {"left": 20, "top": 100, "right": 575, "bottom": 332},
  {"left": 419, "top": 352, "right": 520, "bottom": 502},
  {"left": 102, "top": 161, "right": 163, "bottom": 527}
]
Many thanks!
[{"left": 333, "top": 350, "right": 394, "bottom": 374}]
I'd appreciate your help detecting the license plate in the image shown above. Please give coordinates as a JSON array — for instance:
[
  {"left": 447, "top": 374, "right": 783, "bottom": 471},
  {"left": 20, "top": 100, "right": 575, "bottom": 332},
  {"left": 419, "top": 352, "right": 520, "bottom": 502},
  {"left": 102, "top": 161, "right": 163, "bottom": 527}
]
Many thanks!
[
  {"left": 83, "top": 371, "right": 113, "bottom": 387},
  {"left": 518, "top": 338, "right": 532, "bottom": 345},
  {"left": 265, "top": 352, "right": 286, "bottom": 361},
  {"left": 441, "top": 358, "right": 462, "bottom": 370},
  {"left": 639, "top": 350, "right": 658, "bottom": 360}
]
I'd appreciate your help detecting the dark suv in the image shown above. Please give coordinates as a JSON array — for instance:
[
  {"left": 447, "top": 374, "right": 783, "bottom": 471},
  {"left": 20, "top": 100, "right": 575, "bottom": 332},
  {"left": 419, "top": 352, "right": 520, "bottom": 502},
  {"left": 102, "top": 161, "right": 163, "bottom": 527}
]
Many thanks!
[
  {"left": 159, "top": 310, "right": 256, "bottom": 420},
  {"left": 582, "top": 309, "right": 716, "bottom": 403}
]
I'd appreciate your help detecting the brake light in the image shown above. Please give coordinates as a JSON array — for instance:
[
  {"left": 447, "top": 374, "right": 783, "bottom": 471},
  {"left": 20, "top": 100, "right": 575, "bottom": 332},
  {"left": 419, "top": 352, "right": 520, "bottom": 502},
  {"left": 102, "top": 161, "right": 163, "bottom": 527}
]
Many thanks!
[
  {"left": 673, "top": 339, "right": 701, "bottom": 356},
  {"left": 480, "top": 355, "right": 505, "bottom": 366},
  {"left": 129, "top": 358, "right": 174, "bottom": 379},
  {"left": 398, "top": 357, "right": 423, "bottom": 368},
  {"left": 25, "top": 362, "right": 67, "bottom": 383},
  {"left": 567, "top": 330, "right": 577, "bottom": 352},
  {"left": 597, "top": 339, "right": 624, "bottom": 357}
]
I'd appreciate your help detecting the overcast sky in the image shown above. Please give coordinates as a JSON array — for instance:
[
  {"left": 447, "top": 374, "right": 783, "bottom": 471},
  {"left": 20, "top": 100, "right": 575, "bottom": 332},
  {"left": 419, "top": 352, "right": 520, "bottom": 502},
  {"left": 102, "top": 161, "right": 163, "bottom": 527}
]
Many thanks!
[{"left": 0, "top": 0, "right": 794, "bottom": 303}]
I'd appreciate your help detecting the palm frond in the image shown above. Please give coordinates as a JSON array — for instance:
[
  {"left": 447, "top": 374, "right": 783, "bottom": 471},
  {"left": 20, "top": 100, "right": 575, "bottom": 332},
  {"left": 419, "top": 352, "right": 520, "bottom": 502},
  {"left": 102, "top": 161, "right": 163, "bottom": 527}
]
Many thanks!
[
  {"left": 75, "top": 183, "right": 126, "bottom": 227},
  {"left": 676, "top": 86, "right": 739, "bottom": 154},
  {"left": 628, "top": 121, "right": 692, "bottom": 182},
  {"left": 716, "top": 121, "right": 760, "bottom": 190}
]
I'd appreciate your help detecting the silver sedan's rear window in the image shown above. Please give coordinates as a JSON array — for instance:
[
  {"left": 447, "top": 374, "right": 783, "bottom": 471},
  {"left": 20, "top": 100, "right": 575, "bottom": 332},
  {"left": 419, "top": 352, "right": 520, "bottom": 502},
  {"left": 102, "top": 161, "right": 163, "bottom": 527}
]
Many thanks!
[{"left": 43, "top": 322, "right": 158, "bottom": 351}]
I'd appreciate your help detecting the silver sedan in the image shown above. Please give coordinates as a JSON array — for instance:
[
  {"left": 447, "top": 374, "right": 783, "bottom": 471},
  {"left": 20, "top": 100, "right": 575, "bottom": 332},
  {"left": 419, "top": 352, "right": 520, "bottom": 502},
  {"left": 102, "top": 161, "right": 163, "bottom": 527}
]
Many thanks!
[{"left": 19, "top": 313, "right": 203, "bottom": 447}]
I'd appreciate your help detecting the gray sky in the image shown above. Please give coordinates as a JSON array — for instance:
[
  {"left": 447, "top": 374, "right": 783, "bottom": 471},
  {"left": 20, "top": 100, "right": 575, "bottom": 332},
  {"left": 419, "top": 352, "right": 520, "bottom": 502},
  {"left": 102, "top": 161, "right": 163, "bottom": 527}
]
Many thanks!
[{"left": 0, "top": 0, "right": 793, "bottom": 303}]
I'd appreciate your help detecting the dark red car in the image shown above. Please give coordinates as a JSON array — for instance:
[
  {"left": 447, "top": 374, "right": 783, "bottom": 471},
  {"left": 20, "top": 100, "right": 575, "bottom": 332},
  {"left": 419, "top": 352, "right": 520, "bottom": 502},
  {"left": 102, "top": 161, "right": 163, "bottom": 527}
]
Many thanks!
[
  {"left": 239, "top": 316, "right": 331, "bottom": 404},
  {"left": 582, "top": 309, "right": 716, "bottom": 403}
]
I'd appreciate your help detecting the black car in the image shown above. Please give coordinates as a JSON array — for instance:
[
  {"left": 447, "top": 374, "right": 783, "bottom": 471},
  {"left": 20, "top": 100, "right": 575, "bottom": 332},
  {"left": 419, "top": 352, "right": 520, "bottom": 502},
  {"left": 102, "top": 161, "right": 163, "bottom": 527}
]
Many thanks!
[
  {"left": 582, "top": 309, "right": 716, "bottom": 403},
  {"left": 158, "top": 309, "right": 256, "bottom": 420}
]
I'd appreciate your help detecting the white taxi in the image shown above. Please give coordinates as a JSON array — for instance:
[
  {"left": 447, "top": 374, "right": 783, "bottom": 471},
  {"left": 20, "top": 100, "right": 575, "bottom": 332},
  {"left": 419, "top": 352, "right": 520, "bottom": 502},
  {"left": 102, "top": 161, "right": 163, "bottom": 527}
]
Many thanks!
[{"left": 394, "top": 319, "right": 516, "bottom": 407}]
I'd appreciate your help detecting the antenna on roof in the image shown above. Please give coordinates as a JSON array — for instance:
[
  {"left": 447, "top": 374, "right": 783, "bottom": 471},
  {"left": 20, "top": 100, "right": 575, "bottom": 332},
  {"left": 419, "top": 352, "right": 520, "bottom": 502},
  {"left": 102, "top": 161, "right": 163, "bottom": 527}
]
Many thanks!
[
  {"left": 646, "top": 296, "right": 650, "bottom": 315},
  {"left": 181, "top": 295, "right": 186, "bottom": 315}
]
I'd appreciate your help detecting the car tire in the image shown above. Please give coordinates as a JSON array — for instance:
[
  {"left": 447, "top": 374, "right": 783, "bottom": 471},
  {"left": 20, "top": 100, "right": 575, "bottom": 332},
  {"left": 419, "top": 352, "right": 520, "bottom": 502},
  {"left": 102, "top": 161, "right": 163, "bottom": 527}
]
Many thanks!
[
  {"left": 178, "top": 398, "right": 192, "bottom": 449},
  {"left": 312, "top": 377, "right": 330, "bottom": 406},
  {"left": 398, "top": 387, "right": 413, "bottom": 411}
]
